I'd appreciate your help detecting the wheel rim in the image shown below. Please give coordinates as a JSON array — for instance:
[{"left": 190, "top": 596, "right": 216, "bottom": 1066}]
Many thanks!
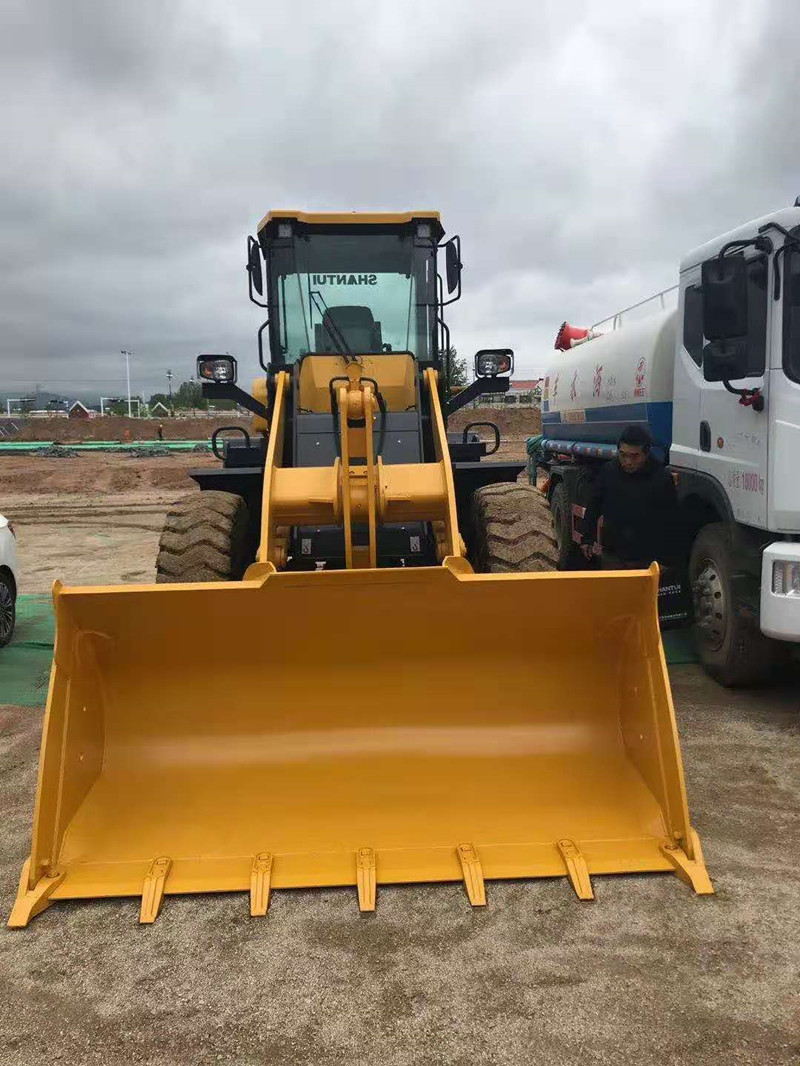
[
  {"left": 0, "top": 582, "right": 14, "bottom": 643},
  {"left": 692, "top": 558, "right": 726, "bottom": 651}
]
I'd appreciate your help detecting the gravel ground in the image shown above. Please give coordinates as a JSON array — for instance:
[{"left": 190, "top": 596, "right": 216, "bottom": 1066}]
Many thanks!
[{"left": 0, "top": 666, "right": 798, "bottom": 1065}]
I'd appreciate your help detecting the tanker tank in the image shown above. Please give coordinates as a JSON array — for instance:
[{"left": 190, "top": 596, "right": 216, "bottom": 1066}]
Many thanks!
[{"left": 542, "top": 309, "right": 677, "bottom": 453}]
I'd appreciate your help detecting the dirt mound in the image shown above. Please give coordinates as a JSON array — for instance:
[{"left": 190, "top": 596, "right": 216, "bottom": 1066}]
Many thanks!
[
  {"left": 14, "top": 408, "right": 540, "bottom": 444},
  {"left": 1, "top": 453, "right": 216, "bottom": 497},
  {"left": 448, "top": 405, "right": 541, "bottom": 436},
  {"left": 13, "top": 415, "right": 246, "bottom": 443}
]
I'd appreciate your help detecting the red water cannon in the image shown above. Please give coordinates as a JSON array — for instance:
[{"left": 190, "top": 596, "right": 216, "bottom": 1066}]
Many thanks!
[{"left": 554, "top": 322, "right": 600, "bottom": 351}]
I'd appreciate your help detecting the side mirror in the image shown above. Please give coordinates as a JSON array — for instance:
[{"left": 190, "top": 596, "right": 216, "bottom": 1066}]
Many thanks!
[
  {"left": 247, "top": 236, "right": 264, "bottom": 296},
  {"left": 444, "top": 237, "right": 462, "bottom": 295},
  {"left": 702, "top": 338, "right": 749, "bottom": 382},
  {"left": 701, "top": 255, "right": 748, "bottom": 339}
]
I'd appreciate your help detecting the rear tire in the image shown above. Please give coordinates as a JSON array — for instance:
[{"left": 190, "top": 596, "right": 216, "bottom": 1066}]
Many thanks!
[
  {"left": 689, "top": 522, "right": 775, "bottom": 686},
  {"left": 156, "top": 491, "right": 252, "bottom": 583},
  {"left": 470, "top": 483, "right": 558, "bottom": 573},
  {"left": 549, "top": 481, "right": 586, "bottom": 570}
]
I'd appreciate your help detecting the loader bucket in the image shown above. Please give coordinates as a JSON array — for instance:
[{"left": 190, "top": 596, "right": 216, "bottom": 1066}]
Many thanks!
[{"left": 10, "top": 561, "right": 712, "bottom": 927}]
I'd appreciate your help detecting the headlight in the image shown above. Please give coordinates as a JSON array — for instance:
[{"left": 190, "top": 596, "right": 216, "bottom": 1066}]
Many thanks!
[
  {"left": 475, "top": 349, "right": 514, "bottom": 377},
  {"left": 772, "top": 560, "right": 800, "bottom": 596},
  {"left": 197, "top": 355, "right": 237, "bottom": 384}
]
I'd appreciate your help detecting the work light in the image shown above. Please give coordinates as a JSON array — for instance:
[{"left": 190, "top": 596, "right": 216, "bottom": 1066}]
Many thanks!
[
  {"left": 197, "top": 355, "right": 238, "bottom": 384},
  {"left": 475, "top": 349, "right": 514, "bottom": 377}
]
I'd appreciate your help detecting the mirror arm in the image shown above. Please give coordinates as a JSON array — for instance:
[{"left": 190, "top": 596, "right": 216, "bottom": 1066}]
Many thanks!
[
  {"left": 758, "top": 222, "right": 800, "bottom": 301},
  {"left": 715, "top": 235, "right": 772, "bottom": 274},
  {"left": 201, "top": 382, "right": 268, "bottom": 419},
  {"left": 722, "top": 380, "right": 765, "bottom": 411},
  {"left": 445, "top": 376, "right": 508, "bottom": 418}
]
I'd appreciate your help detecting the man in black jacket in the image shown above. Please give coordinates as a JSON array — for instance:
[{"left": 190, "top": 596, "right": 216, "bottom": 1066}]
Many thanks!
[{"left": 580, "top": 425, "right": 679, "bottom": 568}]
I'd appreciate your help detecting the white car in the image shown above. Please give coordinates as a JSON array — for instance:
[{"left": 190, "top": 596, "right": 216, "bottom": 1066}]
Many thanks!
[{"left": 0, "top": 514, "right": 18, "bottom": 647}]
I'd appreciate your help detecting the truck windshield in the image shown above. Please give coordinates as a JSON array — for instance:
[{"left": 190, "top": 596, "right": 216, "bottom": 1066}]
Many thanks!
[
  {"left": 267, "top": 232, "right": 436, "bottom": 363},
  {"left": 784, "top": 244, "right": 800, "bottom": 384}
]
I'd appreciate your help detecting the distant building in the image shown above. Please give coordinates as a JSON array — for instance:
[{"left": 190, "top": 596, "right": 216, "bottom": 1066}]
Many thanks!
[
  {"left": 505, "top": 379, "right": 543, "bottom": 405},
  {"left": 149, "top": 401, "right": 170, "bottom": 417},
  {"left": 509, "top": 378, "right": 543, "bottom": 393},
  {"left": 68, "top": 401, "right": 92, "bottom": 420}
]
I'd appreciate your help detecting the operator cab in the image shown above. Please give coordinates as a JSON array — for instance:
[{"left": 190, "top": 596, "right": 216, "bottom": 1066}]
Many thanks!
[
  {"left": 199, "top": 209, "right": 520, "bottom": 571},
  {"left": 253, "top": 211, "right": 447, "bottom": 366}
]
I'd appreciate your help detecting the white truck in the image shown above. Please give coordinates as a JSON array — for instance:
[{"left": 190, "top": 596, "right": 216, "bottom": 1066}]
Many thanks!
[{"left": 535, "top": 202, "right": 800, "bottom": 685}]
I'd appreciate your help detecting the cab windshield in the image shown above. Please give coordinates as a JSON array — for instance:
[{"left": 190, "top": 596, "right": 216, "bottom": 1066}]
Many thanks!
[{"left": 267, "top": 231, "right": 437, "bottom": 363}]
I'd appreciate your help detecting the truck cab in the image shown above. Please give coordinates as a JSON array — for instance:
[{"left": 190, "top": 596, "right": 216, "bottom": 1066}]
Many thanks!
[{"left": 672, "top": 207, "right": 800, "bottom": 656}]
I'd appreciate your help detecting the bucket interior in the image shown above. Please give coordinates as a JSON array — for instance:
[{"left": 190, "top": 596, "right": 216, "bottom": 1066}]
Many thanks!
[{"left": 32, "top": 565, "right": 689, "bottom": 897}]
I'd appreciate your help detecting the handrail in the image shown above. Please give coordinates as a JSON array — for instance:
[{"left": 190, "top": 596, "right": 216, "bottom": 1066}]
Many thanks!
[{"left": 592, "top": 285, "right": 678, "bottom": 332}]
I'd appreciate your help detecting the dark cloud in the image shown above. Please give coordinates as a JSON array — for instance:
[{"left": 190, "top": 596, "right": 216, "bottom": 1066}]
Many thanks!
[{"left": 0, "top": 0, "right": 796, "bottom": 402}]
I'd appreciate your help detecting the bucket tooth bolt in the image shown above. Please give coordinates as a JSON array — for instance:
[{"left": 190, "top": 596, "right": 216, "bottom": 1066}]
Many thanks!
[
  {"left": 356, "top": 848, "right": 376, "bottom": 912},
  {"left": 457, "top": 843, "right": 487, "bottom": 907},
  {"left": 140, "top": 856, "right": 172, "bottom": 924},
  {"left": 250, "top": 852, "right": 274, "bottom": 917},
  {"left": 557, "top": 839, "right": 594, "bottom": 901}
]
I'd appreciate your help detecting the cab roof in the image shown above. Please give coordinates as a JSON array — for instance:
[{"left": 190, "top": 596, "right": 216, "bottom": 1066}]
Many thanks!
[
  {"left": 680, "top": 205, "right": 800, "bottom": 272},
  {"left": 257, "top": 210, "right": 444, "bottom": 240}
]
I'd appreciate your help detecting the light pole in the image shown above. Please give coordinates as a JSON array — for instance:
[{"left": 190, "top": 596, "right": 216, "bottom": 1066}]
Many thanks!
[
  {"left": 120, "top": 350, "right": 133, "bottom": 417},
  {"left": 166, "top": 369, "right": 174, "bottom": 416}
]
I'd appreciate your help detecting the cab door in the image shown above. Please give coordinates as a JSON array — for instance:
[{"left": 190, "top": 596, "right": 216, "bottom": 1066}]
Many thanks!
[
  {"left": 697, "top": 251, "right": 770, "bottom": 529},
  {"left": 670, "top": 268, "right": 704, "bottom": 471}
]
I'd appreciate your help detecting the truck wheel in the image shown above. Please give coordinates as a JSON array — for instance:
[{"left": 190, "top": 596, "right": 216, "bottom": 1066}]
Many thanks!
[
  {"left": 689, "top": 523, "right": 775, "bottom": 686},
  {"left": 156, "top": 491, "right": 252, "bottom": 583},
  {"left": 550, "top": 482, "right": 584, "bottom": 570},
  {"left": 470, "top": 483, "right": 558, "bottom": 573}
]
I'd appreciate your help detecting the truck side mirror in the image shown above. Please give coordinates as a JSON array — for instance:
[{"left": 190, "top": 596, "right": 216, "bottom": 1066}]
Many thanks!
[
  {"left": 702, "top": 338, "right": 749, "bottom": 382},
  {"left": 444, "top": 237, "right": 462, "bottom": 295},
  {"left": 247, "top": 236, "right": 264, "bottom": 296},
  {"left": 701, "top": 255, "right": 748, "bottom": 339}
]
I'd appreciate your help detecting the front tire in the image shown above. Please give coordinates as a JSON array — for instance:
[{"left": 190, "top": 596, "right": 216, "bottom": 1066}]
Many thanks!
[
  {"left": 689, "top": 522, "right": 775, "bottom": 686},
  {"left": 470, "top": 483, "right": 558, "bottom": 573},
  {"left": 0, "top": 571, "right": 16, "bottom": 647},
  {"left": 156, "top": 491, "right": 252, "bottom": 583}
]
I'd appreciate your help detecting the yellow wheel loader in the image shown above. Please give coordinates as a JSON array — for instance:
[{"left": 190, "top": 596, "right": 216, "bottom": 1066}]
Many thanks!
[{"left": 9, "top": 211, "right": 712, "bottom": 928}]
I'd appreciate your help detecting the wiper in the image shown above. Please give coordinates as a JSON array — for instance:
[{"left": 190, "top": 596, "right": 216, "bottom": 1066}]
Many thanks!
[{"left": 309, "top": 289, "right": 354, "bottom": 360}]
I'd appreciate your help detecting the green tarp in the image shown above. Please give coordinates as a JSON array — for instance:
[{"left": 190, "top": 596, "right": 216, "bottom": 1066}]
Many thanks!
[
  {"left": 0, "top": 440, "right": 208, "bottom": 453},
  {"left": 1, "top": 595, "right": 55, "bottom": 707}
]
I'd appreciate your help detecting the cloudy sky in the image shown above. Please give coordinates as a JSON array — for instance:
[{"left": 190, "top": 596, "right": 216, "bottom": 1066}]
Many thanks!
[{"left": 1, "top": 0, "right": 797, "bottom": 401}]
